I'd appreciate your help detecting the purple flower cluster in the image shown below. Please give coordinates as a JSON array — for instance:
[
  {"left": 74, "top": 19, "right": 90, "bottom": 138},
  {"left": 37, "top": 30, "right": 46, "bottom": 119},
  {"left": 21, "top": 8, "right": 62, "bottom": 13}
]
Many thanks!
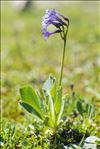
[{"left": 42, "top": 9, "right": 69, "bottom": 40}]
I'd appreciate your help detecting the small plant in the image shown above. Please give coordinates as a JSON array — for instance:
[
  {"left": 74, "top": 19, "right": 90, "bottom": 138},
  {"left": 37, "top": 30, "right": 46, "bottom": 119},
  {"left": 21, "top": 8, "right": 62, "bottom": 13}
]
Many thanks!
[
  {"left": 19, "top": 9, "right": 69, "bottom": 134},
  {"left": 77, "top": 100, "right": 94, "bottom": 131}
]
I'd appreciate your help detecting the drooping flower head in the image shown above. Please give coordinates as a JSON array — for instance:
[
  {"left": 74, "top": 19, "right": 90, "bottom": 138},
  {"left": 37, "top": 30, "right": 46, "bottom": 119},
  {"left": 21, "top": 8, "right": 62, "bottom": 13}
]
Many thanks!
[{"left": 42, "top": 9, "right": 69, "bottom": 40}]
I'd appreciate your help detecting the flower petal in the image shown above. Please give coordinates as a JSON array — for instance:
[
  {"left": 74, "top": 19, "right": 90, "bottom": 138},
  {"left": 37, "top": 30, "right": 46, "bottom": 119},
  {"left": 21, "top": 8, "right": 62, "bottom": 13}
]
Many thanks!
[
  {"left": 43, "top": 30, "right": 62, "bottom": 40},
  {"left": 42, "top": 9, "right": 69, "bottom": 39}
]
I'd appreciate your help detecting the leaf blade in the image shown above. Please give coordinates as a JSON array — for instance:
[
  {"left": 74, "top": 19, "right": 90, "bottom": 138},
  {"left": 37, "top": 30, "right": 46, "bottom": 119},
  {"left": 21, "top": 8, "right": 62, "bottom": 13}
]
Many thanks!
[
  {"left": 54, "top": 86, "right": 62, "bottom": 115},
  {"left": 77, "top": 101, "right": 83, "bottom": 116},
  {"left": 20, "top": 102, "right": 43, "bottom": 121},
  {"left": 20, "top": 86, "right": 44, "bottom": 120}
]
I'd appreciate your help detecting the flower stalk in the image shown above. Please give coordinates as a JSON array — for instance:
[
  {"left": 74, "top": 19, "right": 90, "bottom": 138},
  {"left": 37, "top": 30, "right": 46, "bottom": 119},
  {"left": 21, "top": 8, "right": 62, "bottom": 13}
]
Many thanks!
[
  {"left": 42, "top": 9, "right": 69, "bottom": 85},
  {"left": 59, "top": 24, "right": 69, "bottom": 86}
]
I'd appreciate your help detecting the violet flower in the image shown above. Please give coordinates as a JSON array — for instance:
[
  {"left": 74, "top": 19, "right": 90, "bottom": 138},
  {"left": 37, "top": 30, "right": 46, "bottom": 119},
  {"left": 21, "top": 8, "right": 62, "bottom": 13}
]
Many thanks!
[
  {"left": 42, "top": 9, "right": 69, "bottom": 40},
  {"left": 42, "top": 9, "right": 69, "bottom": 86}
]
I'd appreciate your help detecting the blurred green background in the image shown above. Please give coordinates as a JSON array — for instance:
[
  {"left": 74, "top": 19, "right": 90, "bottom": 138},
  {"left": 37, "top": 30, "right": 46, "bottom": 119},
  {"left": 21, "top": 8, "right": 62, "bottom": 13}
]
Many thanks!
[{"left": 1, "top": 1, "right": 100, "bottom": 122}]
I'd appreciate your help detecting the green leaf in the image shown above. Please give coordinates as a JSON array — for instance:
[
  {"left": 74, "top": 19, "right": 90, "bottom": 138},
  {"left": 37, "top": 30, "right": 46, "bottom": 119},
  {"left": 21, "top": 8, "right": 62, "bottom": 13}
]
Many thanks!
[
  {"left": 42, "top": 76, "right": 56, "bottom": 126},
  {"left": 50, "top": 79, "right": 56, "bottom": 103},
  {"left": 43, "top": 75, "right": 55, "bottom": 92},
  {"left": 48, "top": 94, "right": 55, "bottom": 125},
  {"left": 77, "top": 101, "right": 83, "bottom": 116},
  {"left": 86, "top": 104, "right": 93, "bottom": 118},
  {"left": 20, "top": 102, "right": 43, "bottom": 120},
  {"left": 20, "top": 86, "right": 40, "bottom": 107},
  {"left": 54, "top": 86, "right": 62, "bottom": 115},
  {"left": 86, "top": 103, "right": 89, "bottom": 114},
  {"left": 89, "top": 105, "right": 94, "bottom": 118},
  {"left": 57, "top": 96, "right": 65, "bottom": 125},
  {"left": 43, "top": 75, "right": 56, "bottom": 102},
  {"left": 20, "top": 86, "right": 44, "bottom": 120}
]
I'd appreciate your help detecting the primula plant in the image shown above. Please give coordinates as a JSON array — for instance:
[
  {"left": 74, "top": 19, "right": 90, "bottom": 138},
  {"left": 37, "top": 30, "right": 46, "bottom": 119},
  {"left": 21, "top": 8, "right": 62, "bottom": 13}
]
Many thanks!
[
  {"left": 19, "top": 9, "right": 100, "bottom": 148},
  {"left": 19, "top": 9, "right": 69, "bottom": 133}
]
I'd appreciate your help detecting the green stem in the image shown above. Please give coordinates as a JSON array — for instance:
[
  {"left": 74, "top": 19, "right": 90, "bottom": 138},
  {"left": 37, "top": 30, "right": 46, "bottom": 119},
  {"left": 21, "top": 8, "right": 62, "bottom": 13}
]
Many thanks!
[
  {"left": 78, "top": 133, "right": 85, "bottom": 148},
  {"left": 59, "top": 28, "right": 69, "bottom": 86}
]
